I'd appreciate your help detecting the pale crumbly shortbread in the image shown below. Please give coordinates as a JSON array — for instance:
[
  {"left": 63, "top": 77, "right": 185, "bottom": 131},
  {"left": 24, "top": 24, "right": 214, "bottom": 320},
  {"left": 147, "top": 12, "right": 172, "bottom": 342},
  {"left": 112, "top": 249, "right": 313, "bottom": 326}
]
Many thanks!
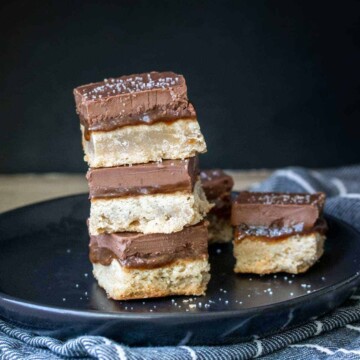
[
  {"left": 207, "top": 214, "right": 233, "bottom": 244},
  {"left": 81, "top": 119, "right": 206, "bottom": 168},
  {"left": 92, "top": 258, "right": 211, "bottom": 300},
  {"left": 89, "top": 180, "right": 212, "bottom": 235},
  {"left": 233, "top": 232, "right": 325, "bottom": 274}
]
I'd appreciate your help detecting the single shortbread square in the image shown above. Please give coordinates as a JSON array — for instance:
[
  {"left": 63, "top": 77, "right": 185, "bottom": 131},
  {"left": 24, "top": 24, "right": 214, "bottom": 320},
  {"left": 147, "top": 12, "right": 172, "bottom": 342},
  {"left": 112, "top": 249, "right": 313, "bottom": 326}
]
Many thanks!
[
  {"left": 231, "top": 191, "right": 327, "bottom": 274},
  {"left": 90, "top": 220, "right": 210, "bottom": 300},
  {"left": 74, "top": 72, "right": 207, "bottom": 167}
]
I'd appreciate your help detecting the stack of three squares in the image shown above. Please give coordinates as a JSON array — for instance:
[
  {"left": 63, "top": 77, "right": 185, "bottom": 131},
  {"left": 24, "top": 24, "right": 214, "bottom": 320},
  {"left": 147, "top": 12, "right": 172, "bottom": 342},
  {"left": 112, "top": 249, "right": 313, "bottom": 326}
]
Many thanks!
[{"left": 74, "top": 72, "right": 212, "bottom": 300}]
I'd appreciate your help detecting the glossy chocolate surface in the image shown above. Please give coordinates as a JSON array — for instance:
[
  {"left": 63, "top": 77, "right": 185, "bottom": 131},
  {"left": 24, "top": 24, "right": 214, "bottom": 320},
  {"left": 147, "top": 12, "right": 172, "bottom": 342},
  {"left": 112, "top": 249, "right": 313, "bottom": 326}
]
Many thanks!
[
  {"left": 231, "top": 191, "right": 326, "bottom": 230},
  {"left": 87, "top": 157, "right": 198, "bottom": 198},
  {"left": 89, "top": 221, "right": 208, "bottom": 269},
  {"left": 74, "top": 72, "right": 196, "bottom": 132}
]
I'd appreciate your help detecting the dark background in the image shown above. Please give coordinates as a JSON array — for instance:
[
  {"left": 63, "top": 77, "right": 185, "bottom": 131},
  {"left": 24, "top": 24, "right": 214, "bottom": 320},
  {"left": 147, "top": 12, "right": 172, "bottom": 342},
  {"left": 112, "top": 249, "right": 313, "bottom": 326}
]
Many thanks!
[{"left": 1, "top": 0, "right": 359, "bottom": 173}]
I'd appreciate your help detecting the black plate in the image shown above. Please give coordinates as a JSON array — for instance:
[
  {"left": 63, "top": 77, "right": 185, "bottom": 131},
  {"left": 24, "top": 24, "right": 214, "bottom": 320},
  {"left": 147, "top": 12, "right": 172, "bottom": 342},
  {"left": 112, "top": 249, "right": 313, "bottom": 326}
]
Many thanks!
[{"left": 0, "top": 194, "right": 359, "bottom": 346}]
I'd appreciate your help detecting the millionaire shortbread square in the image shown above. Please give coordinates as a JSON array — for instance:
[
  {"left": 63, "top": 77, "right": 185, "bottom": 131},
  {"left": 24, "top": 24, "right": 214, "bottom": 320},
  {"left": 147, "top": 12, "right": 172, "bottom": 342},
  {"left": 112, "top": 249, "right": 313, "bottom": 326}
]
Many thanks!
[
  {"left": 231, "top": 192, "right": 327, "bottom": 274},
  {"left": 74, "top": 72, "right": 207, "bottom": 167},
  {"left": 90, "top": 221, "right": 211, "bottom": 300}
]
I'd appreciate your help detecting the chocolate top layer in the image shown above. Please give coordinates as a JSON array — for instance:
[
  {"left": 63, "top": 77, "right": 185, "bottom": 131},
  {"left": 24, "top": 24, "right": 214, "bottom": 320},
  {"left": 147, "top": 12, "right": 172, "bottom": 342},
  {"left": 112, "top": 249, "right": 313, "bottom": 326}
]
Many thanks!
[
  {"left": 231, "top": 191, "right": 326, "bottom": 230},
  {"left": 89, "top": 221, "right": 208, "bottom": 269},
  {"left": 200, "top": 169, "right": 234, "bottom": 200},
  {"left": 74, "top": 71, "right": 196, "bottom": 132},
  {"left": 87, "top": 157, "right": 198, "bottom": 198}
]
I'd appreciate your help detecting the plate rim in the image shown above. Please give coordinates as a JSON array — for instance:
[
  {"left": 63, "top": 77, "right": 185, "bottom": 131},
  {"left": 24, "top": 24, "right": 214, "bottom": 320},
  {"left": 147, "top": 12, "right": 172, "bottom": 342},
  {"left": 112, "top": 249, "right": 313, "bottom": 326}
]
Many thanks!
[{"left": 0, "top": 194, "right": 359, "bottom": 321}]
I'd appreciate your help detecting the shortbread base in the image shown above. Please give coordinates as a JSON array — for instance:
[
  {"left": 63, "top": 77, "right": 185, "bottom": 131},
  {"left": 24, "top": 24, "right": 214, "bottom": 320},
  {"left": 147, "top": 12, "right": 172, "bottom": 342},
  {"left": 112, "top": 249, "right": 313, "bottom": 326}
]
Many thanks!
[
  {"left": 81, "top": 119, "right": 207, "bottom": 168},
  {"left": 93, "top": 258, "right": 210, "bottom": 300},
  {"left": 89, "top": 180, "right": 212, "bottom": 235},
  {"left": 233, "top": 232, "right": 325, "bottom": 274}
]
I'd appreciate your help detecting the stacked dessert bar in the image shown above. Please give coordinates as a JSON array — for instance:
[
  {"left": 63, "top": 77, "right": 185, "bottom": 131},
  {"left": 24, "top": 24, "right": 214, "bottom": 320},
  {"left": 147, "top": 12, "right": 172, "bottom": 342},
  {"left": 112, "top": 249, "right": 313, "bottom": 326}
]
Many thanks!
[
  {"left": 74, "top": 72, "right": 212, "bottom": 300},
  {"left": 200, "top": 169, "right": 234, "bottom": 243}
]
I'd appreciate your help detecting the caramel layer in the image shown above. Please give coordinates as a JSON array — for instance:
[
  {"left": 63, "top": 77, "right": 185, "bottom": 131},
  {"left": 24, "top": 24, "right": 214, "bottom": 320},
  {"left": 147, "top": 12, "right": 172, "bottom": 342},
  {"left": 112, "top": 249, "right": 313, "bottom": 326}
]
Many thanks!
[{"left": 234, "top": 218, "right": 328, "bottom": 242}]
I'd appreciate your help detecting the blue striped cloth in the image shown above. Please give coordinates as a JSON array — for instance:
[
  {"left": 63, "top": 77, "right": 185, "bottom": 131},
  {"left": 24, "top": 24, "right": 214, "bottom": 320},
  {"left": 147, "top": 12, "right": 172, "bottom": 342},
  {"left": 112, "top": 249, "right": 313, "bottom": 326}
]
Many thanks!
[{"left": 1, "top": 165, "right": 360, "bottom": 360}]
